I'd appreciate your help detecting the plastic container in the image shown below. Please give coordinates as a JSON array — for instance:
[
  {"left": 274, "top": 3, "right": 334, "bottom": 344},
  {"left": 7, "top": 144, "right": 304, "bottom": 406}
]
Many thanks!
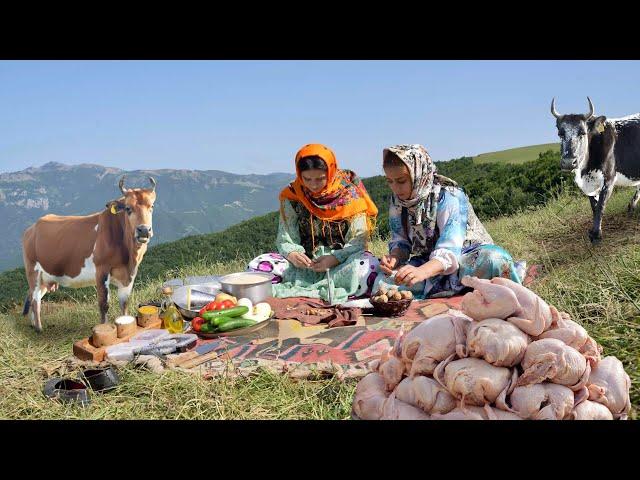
[
  {"left": 105, "top": 340, "right": 151, "bottom": 362},
  {"left": 130, "top": 329, "right": 170, "bottom": 343}
]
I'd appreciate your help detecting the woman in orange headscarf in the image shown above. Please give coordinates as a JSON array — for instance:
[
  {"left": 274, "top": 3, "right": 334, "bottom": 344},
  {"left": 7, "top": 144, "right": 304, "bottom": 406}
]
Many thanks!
[{"left": 247, "top": 144, "right": 379, "bottom": 304}]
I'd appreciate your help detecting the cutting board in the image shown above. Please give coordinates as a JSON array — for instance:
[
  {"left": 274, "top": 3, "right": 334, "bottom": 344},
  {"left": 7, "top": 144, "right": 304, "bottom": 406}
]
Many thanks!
[{"left": 73, "top": 317, "right": 163, "bottom": 362}]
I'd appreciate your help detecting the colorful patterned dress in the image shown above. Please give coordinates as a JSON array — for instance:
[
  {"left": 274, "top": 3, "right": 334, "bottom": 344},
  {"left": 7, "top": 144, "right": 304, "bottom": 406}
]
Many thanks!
[
  {"left": 375, "top": 186, "right": 525, "bottom": 298},
  {"left": 247, "top": 199, "right": 379, "bottom": 303}
]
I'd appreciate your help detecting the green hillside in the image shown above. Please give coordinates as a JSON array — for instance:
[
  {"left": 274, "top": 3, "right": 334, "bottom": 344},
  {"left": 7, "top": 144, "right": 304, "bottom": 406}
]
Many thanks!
[
  {"left": 0, "top": 149, "right": 570, "bottom": 312},
  {"left": 473, "top": 143, "right": 560, "bottom": 164},
  {"left": 1, "top": 188, "right": 637, "bottom": 419}
]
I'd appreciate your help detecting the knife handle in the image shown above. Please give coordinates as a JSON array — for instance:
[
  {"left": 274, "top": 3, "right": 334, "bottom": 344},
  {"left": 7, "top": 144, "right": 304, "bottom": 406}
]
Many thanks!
[{"left": 180, "top": 350, "right": 219, "bottom": 369}]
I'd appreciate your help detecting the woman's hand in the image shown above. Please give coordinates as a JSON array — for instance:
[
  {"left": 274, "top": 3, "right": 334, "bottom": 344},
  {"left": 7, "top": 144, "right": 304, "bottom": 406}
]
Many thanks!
[
  {"left": 394, "top": 259, "right": 446, "bottom": 287},
  {"left": 287, "top": 251, "right": 313, "bottom": 269},
  {"left": 379, "top": 254, "right": 399, "bottom": 275},
  {"left": 394, "top": 264, "right": 429, "bottom": 287},
  {"left": 310, "top": 255, "right": 340, "bottom": 272}
]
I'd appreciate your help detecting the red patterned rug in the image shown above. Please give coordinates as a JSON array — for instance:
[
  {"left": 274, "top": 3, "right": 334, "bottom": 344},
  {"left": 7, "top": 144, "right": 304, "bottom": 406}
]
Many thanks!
[{"left": 175, "top": 266, "right": 541, "bottom": 380}]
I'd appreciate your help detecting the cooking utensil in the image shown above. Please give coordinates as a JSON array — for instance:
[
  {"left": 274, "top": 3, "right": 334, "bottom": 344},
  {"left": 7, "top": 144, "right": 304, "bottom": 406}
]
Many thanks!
[
  {"left": 172, "top": 283, "right": 220, "bottom": 319},
  {"left": 43, "top": 378, "right": 91, "bottom": 407},
  {"left": 219, "top": 272, "right": 273, "bottom": 305},
  {"left": 325, "top": 268, "right": 334, "bottom": 306},
  {"left": 167, "top": 338, "right": 228, "bottom": 367},
  {"left": 179, "top": 350, "right": 220, "bottom": 369},
  {"left": 79, "top": 367, "right": 120, "bottom": 392}
]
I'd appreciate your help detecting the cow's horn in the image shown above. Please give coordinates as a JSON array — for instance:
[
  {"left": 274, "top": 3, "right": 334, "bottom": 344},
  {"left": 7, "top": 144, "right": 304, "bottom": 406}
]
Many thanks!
[
  {"left": 551, "top": 97, "right": 562, "bottom": 119},
  {"left": 584, "top": 96, "right": 595, "bottom": 120},
  {"left": 148, "top": 176, "right": 156, "bottom": 192},
  {"left": 119, "top": 175, "right": 127, "bottom": 194}
]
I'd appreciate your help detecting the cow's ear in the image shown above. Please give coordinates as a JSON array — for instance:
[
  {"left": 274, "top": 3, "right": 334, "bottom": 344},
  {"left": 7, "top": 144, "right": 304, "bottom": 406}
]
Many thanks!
[
  {"left": 106, "top": 200, "right": 125, "bottom": 214},
  {"left": 590, "top": 115, "right": 607, "bottom": 134}
]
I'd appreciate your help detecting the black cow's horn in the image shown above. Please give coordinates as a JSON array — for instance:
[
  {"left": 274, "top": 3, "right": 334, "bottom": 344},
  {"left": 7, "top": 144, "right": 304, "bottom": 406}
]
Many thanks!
[
  {"left": 119, "top": 176, "right": 127, "bottom": 194},
  {"left": 550, "top": 97, "right": 562, "bottom": 119},
  {"left": 148, "top": 176, "right": 156, "bottom": 192},
  {"left": 584, "top": 96, "right": 595, "bottom": 120}
]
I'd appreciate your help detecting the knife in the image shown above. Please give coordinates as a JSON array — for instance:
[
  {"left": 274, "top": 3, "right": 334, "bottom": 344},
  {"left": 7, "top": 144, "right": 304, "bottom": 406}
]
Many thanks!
[{"left": 168, "top": 340, "right": 226, "bottom": 367}]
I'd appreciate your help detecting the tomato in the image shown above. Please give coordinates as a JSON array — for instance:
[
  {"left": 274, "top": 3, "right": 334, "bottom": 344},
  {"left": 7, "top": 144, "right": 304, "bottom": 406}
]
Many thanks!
[
  {"left": 198, "top": 302, "right": 213, "bottom": 316},
  {"left": 191, "top": 317, "right": 205, "bottom": 332},
  {"left": 220, "top": 299, "right": 235, "bottom": 309}
]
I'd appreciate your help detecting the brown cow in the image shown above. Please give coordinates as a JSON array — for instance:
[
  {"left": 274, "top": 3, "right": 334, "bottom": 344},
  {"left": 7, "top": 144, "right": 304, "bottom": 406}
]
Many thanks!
[{"left": 21, "top": 176, "right": 157, "bottom": 332}]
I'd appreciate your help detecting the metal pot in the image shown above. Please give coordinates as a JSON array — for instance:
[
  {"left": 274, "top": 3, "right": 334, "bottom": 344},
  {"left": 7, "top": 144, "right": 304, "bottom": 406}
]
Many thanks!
[{"left": 219, "top": 272, "right": 274, "bottom": 305}]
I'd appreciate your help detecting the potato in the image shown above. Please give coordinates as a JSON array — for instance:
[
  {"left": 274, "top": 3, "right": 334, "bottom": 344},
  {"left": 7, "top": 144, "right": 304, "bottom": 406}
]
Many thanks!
[
  {"left": 400, "top": 290, "right": 413, "bottom": 299},
  {"left": 379, "top": 294, "right": 389, "bottom": 303},
  {"left": 391, "top": 292, "right": 402, "bottom": 301},
  {"left": 378, "top": 285, "right": 388, "bottom": 295}
]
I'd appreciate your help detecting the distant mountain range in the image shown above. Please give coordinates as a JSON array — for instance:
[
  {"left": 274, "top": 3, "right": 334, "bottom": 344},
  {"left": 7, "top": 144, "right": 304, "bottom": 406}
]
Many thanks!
[{"left": 0, "top": 162, "right": 294, "bottom": 271}]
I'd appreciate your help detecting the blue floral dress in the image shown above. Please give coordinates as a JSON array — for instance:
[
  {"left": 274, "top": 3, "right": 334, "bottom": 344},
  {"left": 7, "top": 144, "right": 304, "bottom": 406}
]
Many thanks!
[{"left": 375, "top": 186, "right": 524, "bottom": 299}]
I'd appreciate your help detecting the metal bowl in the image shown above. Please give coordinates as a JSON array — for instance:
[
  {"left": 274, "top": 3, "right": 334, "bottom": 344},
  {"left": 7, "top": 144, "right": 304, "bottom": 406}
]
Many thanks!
[
  {"left": 171, "top": 283, "right": 220, "bottom": 319},
  {"left": 219, "top": 272, "right": 274, "bottom": 305}
]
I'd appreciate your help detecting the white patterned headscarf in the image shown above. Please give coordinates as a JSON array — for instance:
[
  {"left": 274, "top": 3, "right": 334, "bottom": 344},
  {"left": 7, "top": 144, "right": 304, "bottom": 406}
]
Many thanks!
[{"left": 384, "top": 144, "right": 440, "bottom": 226}]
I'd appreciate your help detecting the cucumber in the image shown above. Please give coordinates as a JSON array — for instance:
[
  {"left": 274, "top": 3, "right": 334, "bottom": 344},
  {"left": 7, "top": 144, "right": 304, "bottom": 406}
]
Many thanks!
[
  {"left": 211, "top": 315, "right": 236, "bottom": 327},
  {"left": 202, "top": 306, "right": 249, "bottom": 321},
  {"left": 217, "top": 318, "right": 257, "bottom": 332},
  {"left": 199, "top": 322, "right": 215, "bottom": 333}
]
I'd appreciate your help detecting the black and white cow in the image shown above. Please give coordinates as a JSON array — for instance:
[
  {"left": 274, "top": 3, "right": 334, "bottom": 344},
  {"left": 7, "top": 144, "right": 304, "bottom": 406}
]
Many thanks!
[{"left": 551, "top": 97, "right": 640, "bottom": 243}]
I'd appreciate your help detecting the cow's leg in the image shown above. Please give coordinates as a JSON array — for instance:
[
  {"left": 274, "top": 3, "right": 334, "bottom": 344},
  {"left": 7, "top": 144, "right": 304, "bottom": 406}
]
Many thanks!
[
  {"left": 96, "top": 270, "right": 110, "bottom": 323},
  {"left": 589, "top": 195, "right": 598, "bottom": 215},
  {"left": 31, "top": 276, "right": 49, "bottom": 333},
  {"left": 22, "top": 256, "right": 37, "bottom": 318},
  {"left": 117, "top": 282, "right": 134, "bottom": 316},
  {"left": 627, "top": 186, "right": 640, "bottom": 216},
  {"left": 22, "top": 258, "right": 47, "bottom": 332},
  {"left": 589, "top": 184, "right": 614, "bottom": 243}
]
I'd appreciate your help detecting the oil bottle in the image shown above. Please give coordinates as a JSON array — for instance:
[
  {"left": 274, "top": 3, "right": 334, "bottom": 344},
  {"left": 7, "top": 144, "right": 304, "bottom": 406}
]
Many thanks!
[{"left": 160, "top": 286, "right": 184, "bottom": 334}]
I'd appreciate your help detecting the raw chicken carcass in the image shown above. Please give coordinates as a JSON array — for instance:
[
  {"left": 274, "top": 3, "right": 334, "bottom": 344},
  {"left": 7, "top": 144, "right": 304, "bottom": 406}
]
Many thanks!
[
  {"left": 571, "top": 400, "right": 614, "bottom": 420},
  {"left": 537, "top": 307, "right": 602, "bottom": 365},
  {"left": 378, "top": 350, "right": 406, "bottom": 392},
  {"left": 401, "top": 313, "right": 470, "bottom": 377},
  {"left": 460, "top": 276, "right": 521, "bottom": 320},
  {"left": 433, "top": 355, "right": 517, "bottom": 407},
  {"left": 586, "top": 356, "right": 631, "bottom": 420},
  {"left": 380, "top": 391, "right": 430, "bottom": 420},
  {"left": 501, "top": 383, "right": 575, "bottom": 420},
  {"left": 518, "top": 338, "right": 590, "bottom": 391},
  {"left": 394, "top": 376, "right": 457, "bottom": 415},
  {"left": 352, "top": 372, "right": 389, "bottom": 420},
  {"left": 465, "top": 318, "right": 530, "bottom": 367},
  {"left": 431, "top": 404, "right": 522, "bottom": 420},
  {"left": 491, "top": 277, "right": 553, "bottom": 336}
]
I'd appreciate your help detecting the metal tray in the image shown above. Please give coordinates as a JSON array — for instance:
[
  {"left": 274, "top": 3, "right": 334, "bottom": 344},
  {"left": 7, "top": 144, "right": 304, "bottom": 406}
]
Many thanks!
[{"left": 189, "top": 311, "right": 275, "bottom": 338}]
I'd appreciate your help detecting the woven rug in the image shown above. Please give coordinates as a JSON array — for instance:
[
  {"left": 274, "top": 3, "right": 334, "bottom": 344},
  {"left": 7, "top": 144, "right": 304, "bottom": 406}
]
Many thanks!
[{"left": 172, "top": 265, "right": 541, "bottom": 379}]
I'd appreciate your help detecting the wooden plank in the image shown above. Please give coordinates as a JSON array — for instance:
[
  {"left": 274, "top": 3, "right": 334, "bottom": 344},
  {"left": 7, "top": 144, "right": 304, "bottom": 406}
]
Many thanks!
[
  {"left": 419, "top": 302, "right": 449, "bottom": 319},
  {"left": 180, "top": 350, "right": 219, "bottom": 369},
  {"left": 73, "top": 317, "right": 163, "bottom": 362}
]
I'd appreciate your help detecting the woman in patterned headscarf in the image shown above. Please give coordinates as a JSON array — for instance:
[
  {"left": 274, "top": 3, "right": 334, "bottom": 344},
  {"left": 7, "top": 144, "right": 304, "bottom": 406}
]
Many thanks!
[
  {"left": 247, "top": 144, "right": 381, "bottom": 304},
  {"left": 377, "top": 144, "right": 525, "bottom": 298}
]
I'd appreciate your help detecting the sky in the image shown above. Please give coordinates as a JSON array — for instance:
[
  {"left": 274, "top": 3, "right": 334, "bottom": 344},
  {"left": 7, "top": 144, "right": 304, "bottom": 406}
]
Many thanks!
[{"left": 1, "top": 60, "right": 639, "bottom": 178}]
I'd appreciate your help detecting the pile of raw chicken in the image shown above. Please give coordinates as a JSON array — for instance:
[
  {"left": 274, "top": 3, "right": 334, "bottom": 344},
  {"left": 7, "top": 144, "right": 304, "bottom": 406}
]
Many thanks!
[{"left": 353, "top": 276, "right": 632, "bottom": 420}]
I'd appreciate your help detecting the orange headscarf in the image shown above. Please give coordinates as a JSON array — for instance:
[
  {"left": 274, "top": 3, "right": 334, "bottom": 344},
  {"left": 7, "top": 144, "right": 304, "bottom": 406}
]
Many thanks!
[{"left": 279, "top": 144, "right": 378, "bottom": 247}]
